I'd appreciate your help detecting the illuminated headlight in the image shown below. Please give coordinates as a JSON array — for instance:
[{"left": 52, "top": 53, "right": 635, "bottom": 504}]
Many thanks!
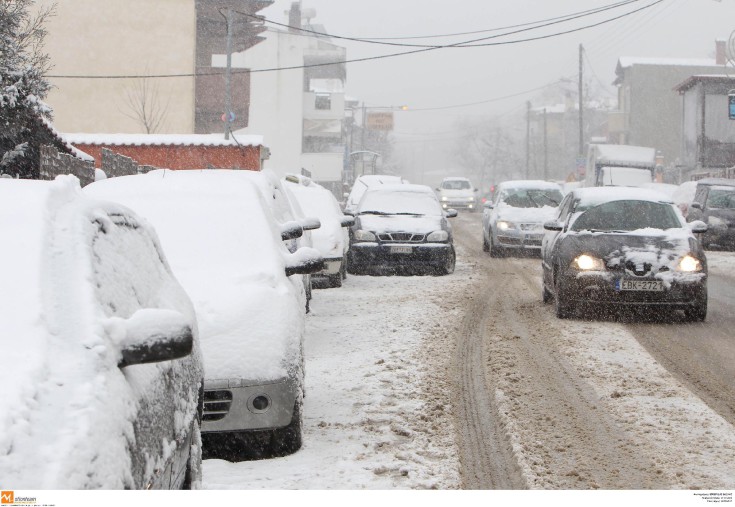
[
  {"left": 468, "top": 196, "right": 475, "bottom": 202},
  {"left": 354, "top": 229, "right": 376, "bottom": 242},
  {"left": 496, "top": 221, "right": 514, "bottom": 231},
  {"left": 427, "top": 230, "right": 449, "bottom": 242},
  {"left": 441, "top": 196, "right": 449, "bottom": 201},
  {"left": 677, "top": 254, "right": 702, "bottom": 272},
  {"left": 572, "top": 254, "right": 605, "bottom": 271}
]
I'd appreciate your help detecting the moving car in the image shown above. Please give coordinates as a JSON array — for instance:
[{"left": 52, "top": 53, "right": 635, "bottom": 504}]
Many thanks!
[
  {"left": 347, "top": 183, "right": 457, "bottom": 275},
  {"left": 436, "top": 176, "right": 479, "bottom": 211},
  {"left": 1, "top": 176, "right": 204, "bottom": 489},
  {"left": 86, "top": 170, "right": 323, "bottom": 459},
  {"left": 284, "top": 174, "right": 354, "bottom": 288},
  {"left": 344, "top": 174, "right": 407, "bottom": 215},
  {"left": 482, "top": 180, "right": 563, "bottom": 257},
  {"left": 686, "top": 178, "right": 735, "bottom": 250},
  {"left": 541, "top": 187, "right": 708, "bottom": 320}
]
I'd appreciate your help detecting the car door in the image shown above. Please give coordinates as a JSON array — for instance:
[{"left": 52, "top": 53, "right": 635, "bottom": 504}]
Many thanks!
[
  {"left": 542, "top": 194, "right": 576, "bottom": 287},
  {"left": 89, "top": 211, "right": 198, "bottom": 489}
]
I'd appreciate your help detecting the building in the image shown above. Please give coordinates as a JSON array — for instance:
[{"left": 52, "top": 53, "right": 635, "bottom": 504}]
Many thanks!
[
  {"left": 674, "top": 74, "right": 735, "bottom": 178},
  {"left": 38, "top": 0, "right": 270, "bottom": 135},
  {"left": 227, "top": 3, "right": 347, "bottom": 195},
  {"left": 609, "top": 41, "right": 727, "bottom": 166}
]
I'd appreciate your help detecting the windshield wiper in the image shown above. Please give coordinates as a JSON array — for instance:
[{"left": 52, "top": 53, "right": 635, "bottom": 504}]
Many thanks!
[
  {"left": 539, "top": 193, "right": 559, "bottom": 206},
  {"left": 393, "top": 212, "right": 424, "bottom": 216},
  {"left": 358, "top": 210, "right": 391, "bottom": 215}
]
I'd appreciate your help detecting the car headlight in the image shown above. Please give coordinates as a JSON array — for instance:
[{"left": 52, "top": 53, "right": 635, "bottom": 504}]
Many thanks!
[
  {"left": 468, "top": 196, "right": 475, "bottom": 202},
  {"left": 496, "top": 220, "right": 514, "bottom": 231},
  {"left": 354, "top": 229, "right": 376, "bottom": 242},
  {"left": 441, "top": 196, "right": 449, "bottom": 201},
  {"left": 572, "top": 254, "right": 605, "bottom": 271},
  {"left": 677, "top": 254, "right": 702, "bottom": 272},
  {"left": 427, "top": 230, "right": 449, "bottom": 242}
]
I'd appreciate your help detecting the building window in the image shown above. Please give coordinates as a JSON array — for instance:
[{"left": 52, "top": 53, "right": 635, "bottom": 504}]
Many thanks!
[{"left": 315, "top": 93, "right": 331, "bottom": 110}]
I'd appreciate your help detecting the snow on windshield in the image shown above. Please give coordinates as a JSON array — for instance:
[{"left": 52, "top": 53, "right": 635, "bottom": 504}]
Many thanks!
[
  {"left": 571, "top": 200, "right": 682, "bottom": 232},
  {"left": 359, "top": 189, "right": 442, "bottom": 216},
  {"left": 499, "top": 187, "right": 563, "bottom": 208},
  {"left": 441, "top": 179, "right": 471, "bottom": 190}
]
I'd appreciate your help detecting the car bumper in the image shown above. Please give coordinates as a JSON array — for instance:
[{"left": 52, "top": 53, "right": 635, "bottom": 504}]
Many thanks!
[
  {"left": 313, "top": 256, "right": 343, "bottom": 277},
  {"left": 441, "top": 201, "right": 476, "bottom": 210},
  {"left": 202, "top": 377, "right": 298, "bottom": 433},
  {"left": 561, "top": 271, "right": 707, "bottom": 308},
  {"left": 350, "top": 242, "right": 452, "bottom": 267},
  {"left": 495, "top": 230, "right": 544, "bottom": 250}
]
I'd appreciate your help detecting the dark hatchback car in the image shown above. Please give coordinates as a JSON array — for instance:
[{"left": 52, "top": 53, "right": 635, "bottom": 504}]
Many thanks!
[
  {"left": 541, "top": 187, "right": 708, "bottom": 321},
  {"left": 686, "top": 178, "right": 735, "bottom": 250},
  {"left": 346, "top": 184, "right": 457, "bottom": 275}
]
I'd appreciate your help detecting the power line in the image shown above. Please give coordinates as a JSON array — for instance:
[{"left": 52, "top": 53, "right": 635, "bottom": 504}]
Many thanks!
[{"left": 47, "top": 0, "right": 664, "bottom": 80}]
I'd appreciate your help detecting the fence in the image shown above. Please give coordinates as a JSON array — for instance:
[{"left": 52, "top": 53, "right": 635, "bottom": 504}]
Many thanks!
[{"left": 39, "top": 145, "right": 95, "bottom": 186}]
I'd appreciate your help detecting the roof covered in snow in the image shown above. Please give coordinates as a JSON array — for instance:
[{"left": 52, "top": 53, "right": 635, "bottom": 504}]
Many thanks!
[
  {"left": 62, "top": 133, "right": 264, "bottom": 148},
  {"left": 617, "top": 57, "right": 719, "bottom": 70}
]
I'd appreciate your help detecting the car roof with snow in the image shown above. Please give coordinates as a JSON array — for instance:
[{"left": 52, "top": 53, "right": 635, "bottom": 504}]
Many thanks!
[
  {"left": 367, "top": 183, "right": 436, "bottom": 195},
  {"left": 696, "top": 178, "right": 735, "bottom": 187},
  {"left": 498, "top": 179, "right": 562, "bottom": 190},
  {"left": 441, "top": 176, "right": 471, "bottom": 181},
  {"left": 571, "top": 186, "right": 675, "bottom": 209}
]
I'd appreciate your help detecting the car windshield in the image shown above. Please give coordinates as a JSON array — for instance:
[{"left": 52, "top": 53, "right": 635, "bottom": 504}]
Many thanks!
[
  {"left": 359, "top": 190, "right": 442, "bottom": 216},
  {"left": 442, "top": 180, "right": 471, "bottom": 190},
  {"left": 570, "top": 200, "right": 682, "bottom": 232},
  {"left": 706, "top": 187, "right": 735, "bottom": 209},
  {"left": 500, "top": 188, "right": 563, "bottom": 208}
]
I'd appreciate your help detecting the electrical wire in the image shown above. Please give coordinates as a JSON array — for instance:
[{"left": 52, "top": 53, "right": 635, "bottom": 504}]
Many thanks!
[{"left": 46, "top": 0, "right": 664, "bottom": 80}]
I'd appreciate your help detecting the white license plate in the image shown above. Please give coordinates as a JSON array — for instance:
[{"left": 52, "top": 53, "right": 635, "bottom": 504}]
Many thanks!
[
  {"left": 616, "top": 279, "right": 664, "bottom": 291},
  {"left": 390, "top": 246, "right": 413, "bottom": 254}
]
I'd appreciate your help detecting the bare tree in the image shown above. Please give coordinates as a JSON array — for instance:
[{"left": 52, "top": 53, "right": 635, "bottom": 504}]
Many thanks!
[{"left": 120, "top": 73, "right": 171, "bottom": 134}]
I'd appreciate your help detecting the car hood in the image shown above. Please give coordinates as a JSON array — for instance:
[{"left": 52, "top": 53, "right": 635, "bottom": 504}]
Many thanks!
[
  {"left": 357, "top": 214, "right": 446, "bottom": 234},
  {"left": 440, "top": 189, "right": 474, "bottom": 198}
]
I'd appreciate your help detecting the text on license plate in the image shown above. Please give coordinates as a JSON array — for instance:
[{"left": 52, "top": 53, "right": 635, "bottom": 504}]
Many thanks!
[
  {"left": 615, "top": 279, "right": 664, "bottom": 291},
  {"left": 390, "top": 246, "right": 413, "bottom": 254}
]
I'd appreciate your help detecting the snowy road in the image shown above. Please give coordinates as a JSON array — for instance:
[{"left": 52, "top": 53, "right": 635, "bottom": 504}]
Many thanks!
[{"left": 203, "top": 213, "right": 735, "bottom": 489}]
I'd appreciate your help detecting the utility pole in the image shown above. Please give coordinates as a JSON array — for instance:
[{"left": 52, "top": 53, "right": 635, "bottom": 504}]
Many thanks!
[
  {"left": 360, "top": 102, "right": 366, "bottom": 152},
  {"left": 525, "top": 101, "right": 531, "bottom": 179},
  {"left": 543, "top": 108, "right": 548, "bottom": 181},
  {"left": 224, "top": 8, "right": 234, "bottom": 140},
  {"left": 578, "top": 43, "right": 584, "bottom": 157}
]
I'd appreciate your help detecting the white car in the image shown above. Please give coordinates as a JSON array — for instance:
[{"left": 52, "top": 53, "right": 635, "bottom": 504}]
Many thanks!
[
  {"left": 436, "top": 176, "right": 479, "bottom": 212},
  {"left": 1, "top": 176, "right": 204, "bottom": 489},
  {"left": 483, "top": 180, "right": 563, "bottom": 257},
  {"left": 284, "top": 174, "right": 355, "bottom": 288},
  {"left": 86, "top": 170, "right": 323, "bottom": 459},
  {"left": 344, "top": 174, "right": 407, "bottom": 215}
]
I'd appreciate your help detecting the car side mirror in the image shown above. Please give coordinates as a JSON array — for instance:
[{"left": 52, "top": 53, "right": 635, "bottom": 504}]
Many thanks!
[
  {"left": 281, "top": 221, "right": 304, "bottom": 241},
  {"left": 689, "top": 220, "right": 708, "bottom": 234},
  {"left": 340, "top": 215, "right": 355, "bottom": 227},
  {"left": 285, "top": 247, "right": 325, "bottom": 276},
  {"left": 300, "top": 217, "right": 321, "bottom": 231},
  {"left": 115, "top": 309, "right": 194, "bottom": 368},
  {"left": 474, "top": 188, "right": 479, "bottom": 192},
  {"left": 690, "top": 202, "right": 702, "bottom": 210},
  {"left": 445, "top": 209, "right": 458, "bottom": 218},
  {"left": 483, "top": 202, "right": 493, "bottom": 209},
  {"left": 435, "top": 188, "right": 440, "bottom": 192},
  {"left": 543, "top": 220, "right": 563, "bottom": 231},
  {"left": 343, "top": 210, "right": 355, "bottom": 216}
]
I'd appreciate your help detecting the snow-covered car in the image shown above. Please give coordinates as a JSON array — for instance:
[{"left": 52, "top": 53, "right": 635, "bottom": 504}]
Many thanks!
[
  {"left": 672, "top": 180, "right": 698, "bottom": 218},
  {"left": 482, "top": 180, "right": 563, "bottom": 257},
  {"left": 0, "top": 176, "right": 204, "bottom": 489},
  {"left": 686, "top": 178, "right": 735, "bottom": 250},
  {"left": 436, "top": 176, "right": 479, "bottom": 212},
  {"left": 541, "top": 187, "right": 708, "bottom": 321},
  {"left": 348, "top": 183, "right": 457, "bottom": 275},
  {"left": 86, "top": 170, "right": 323, "bottom": 459},
  {"left": 284, "top": 174, "right": 355, "bottom": 288},
  {"left": 344, "top": 174, "right": 407, "bottom": 215}
]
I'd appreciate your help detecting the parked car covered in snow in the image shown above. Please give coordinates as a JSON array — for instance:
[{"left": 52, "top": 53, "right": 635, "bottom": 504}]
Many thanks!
[
  {"left": 436, "top": 176, "right": 479, "bottom": 212},
  {"left": 686, "top": 178, "right": 735, "bottom": 250},
  {"left": 343, "top": 174, "right": 407, "bottom": 215},
  {"left": 86, "top": 170, "right": 323, "bottom": 458},
  {"left": 347, "top": 183, "right": 457, "bottom": 275},
  {"left": 284, "top": 174, "right": 355, "bottom": 288},
  {"left": 541, "top": 186, "right": 708, "bottom": 321},
  {"left": 482, "top": 180, "right": 563, "bottom": 257},
  {"left": 0, "top": 176, "right": 204, "bottom": 489}
]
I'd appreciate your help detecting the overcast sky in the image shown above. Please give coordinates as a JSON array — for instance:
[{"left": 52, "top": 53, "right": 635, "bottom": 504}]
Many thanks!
[{"left": 259, "top": 0, "right": 735, "bottom": 136}]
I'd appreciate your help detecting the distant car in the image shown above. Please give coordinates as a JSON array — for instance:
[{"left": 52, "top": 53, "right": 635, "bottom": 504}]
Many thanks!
[
  {"left": 436, "top": 176, "right": 479, "bottom": 212},
  {"left": 482, "top": 180, "right": 563, "bottom": 257},
  {"left": 541, "top": 187, "right": 708, "bottom": 321},
  {"left": 284, "top": 174, "right": 354, "bottom": 288},
  {"left": 686, "top": 178, "right": 735, "bottom": 250},
  {"left": 344, "top": 174, "right": 407, "bottom": 215},
  {"left": 347, "top": 184, "right": 457, "bottom": 275},
  {"left": 86, "top": 170, "right": 323, "bottom": 459},
  {"left": 1, "top": 176, "right": 203, "bottom": 489}
]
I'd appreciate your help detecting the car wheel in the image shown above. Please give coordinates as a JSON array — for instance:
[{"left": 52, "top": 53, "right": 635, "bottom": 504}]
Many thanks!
[
  {"left": 181, "top": 419, "right": 202, "bottom": 489},
  {"left": 685, "top": 294, "right": 707, "bottom": 322},
  {"left": 489, "top": 234, "right": 503, "bottom": 258},
  {"left": 341, "top": 260, "right": 347, "bottom": 280},
  {"left": 542, "top": 283, "right": 553, "bottom": 304},
  {"left": 438, "top": 248, "right": 456, "bottom": 275},
  {"left": 554, "top": 272, "right": 574, "bottom": 319},
  {"left": 269, "top": 399, "right": 303, "bottom": 457},
  {"left": 328, "top": 273, "right": 342, "bottom": 288},
  {"left": 482, "top": 232, "right": 490, "bottom": 252}
]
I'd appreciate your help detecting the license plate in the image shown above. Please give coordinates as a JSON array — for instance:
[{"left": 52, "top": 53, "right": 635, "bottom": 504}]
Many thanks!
[
  {"left": 390, "top": 245, "right": 413, "bottom": 254},
  {"left": 615, "top": 279, "right": 664, "bottom": 291}
]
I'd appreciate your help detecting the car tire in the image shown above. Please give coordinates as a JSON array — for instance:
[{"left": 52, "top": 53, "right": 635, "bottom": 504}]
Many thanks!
[
  {"left": 328, "top": 273, "right": 342, "bottom": 288},
  {"left": 482, "top": 232, "right": 490, "bottom": 252},
  {"left": 542, "top": 283, "right": 553, "bottom": 304},
  {"left": 489, "top": 234, "right": 503, "bottom": 258},
  {"left": 269, "top": 399, "right": 303, "bottom": 457},
  {"left": 685, "top": 294, "right": 707, "bottom": 322},
  {"left": 341, "top": 260, "right": 347, "bottom": 280},
  {"left": 554, "top": 273, "right": 574, "bottom": 319},
  {"left": 438, "top": 248, "right": 456, "bottom": 275}
]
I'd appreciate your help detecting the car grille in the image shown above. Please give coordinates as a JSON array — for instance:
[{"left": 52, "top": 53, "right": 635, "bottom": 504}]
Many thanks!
[
  {"left": 203, "top": 390, "right": 232, "bottom": 422},
  {"left": 519, "top": 223, "right": 541, "bottom": 231},
  {"left": 623, "top": 261, "right": 653, "bottom": 276},
  {"left": 377, "top": 232, "right": 426, "bottom": 242}
]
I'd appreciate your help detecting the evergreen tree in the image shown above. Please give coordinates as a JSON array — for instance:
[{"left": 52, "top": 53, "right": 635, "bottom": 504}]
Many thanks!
[{"left": 0, "top": 0, "right": 54, "bottom": 178}]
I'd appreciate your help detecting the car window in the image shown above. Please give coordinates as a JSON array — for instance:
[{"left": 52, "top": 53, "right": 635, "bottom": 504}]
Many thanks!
[
  {"left": 570, "top": 200, "right": 682, "bottom": 232},
  {"left": 555, "top": 194, "right": 573, "bottom": 220},
  {"left": 359, "top": 190, "right": 442, "bottom": 216},
  {"left": 91, "top": 214, "right": 168, "bottom": 318},
  {"left": 694, "top": 186, "right": 708, "bottom": 206},
  {"left": 442, "top": 180, "right": 471, "bottom": 190},
  {"left": 501, "top": 188, "right": 563, "bottom": 208},
  {"left": 706, "top": 188, "right": 735, "bottom": 209}
]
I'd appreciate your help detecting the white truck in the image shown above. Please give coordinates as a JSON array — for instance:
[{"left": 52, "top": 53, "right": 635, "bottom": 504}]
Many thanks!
[{"left": 584, "top": 144, "right": 657, "bottom": 188}]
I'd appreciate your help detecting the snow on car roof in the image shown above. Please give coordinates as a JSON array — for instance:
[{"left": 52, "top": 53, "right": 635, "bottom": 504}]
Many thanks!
[
  {"left": 355, "top": 174, "right": 404, "bottom": 185},
  {"left": 497, "top": 179, "right": 562, "bottom": 190},
  {"left": 85, "top": 170, "right": 303, "bottom": 382},
  {"left": 573, "top": 186, "right": 675, "bottom": 207},
  {"left": 370, "top": 183, "right": 435, "bottom": 194},
  {"left": 441, "top": 176, "right": 471, "bottom": 181}
]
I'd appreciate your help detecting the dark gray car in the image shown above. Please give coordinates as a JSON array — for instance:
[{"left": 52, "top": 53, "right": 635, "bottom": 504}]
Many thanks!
[{"left": 686, "top": 178, "right": 735, "bottom": 250}]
